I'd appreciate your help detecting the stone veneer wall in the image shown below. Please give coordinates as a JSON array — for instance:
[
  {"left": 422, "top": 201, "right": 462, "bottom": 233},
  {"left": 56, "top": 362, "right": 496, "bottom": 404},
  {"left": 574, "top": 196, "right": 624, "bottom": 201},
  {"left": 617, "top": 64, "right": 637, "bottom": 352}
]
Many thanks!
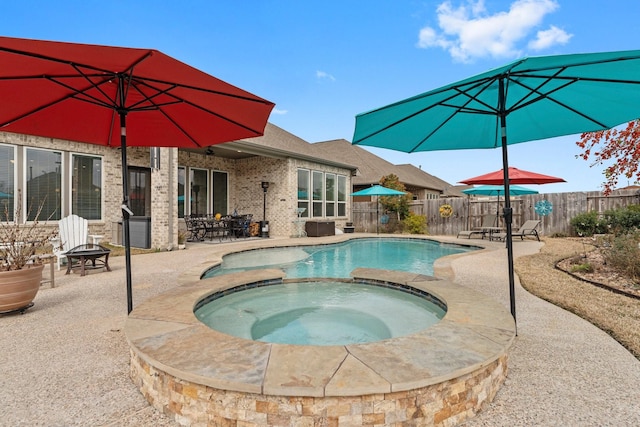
[{"left": 130, "top": 350, "right": 507, "bottom": 427}]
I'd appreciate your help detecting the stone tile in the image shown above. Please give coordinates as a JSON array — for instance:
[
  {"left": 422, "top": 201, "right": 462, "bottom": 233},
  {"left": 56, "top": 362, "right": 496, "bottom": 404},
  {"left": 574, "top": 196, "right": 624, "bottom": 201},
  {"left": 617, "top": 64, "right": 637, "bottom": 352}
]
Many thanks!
[
  {"left": 263, "top": 345, "right": 348, "bottom": 397},
  {"left": 124, "top": 317, "right": 193, "bottom": 342},
  {"left": 132, "top": 325, "right": 271, "bottom": 393},
  {"left": 325, "top": 354, "right": 391, "bottom": 396}
]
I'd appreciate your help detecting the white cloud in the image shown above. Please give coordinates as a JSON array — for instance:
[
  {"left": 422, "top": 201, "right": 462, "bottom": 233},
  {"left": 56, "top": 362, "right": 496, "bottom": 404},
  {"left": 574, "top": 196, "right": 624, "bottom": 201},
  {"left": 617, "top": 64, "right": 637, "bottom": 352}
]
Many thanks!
[
  {"left": 272, "top": 108, "right": 288, "bottom": 115},
  {"left": 316, "top": 70, "right": 336, "bottom": 81},
  {"left": 417, "top": 0, "right": 572, "bottom": 62},
  {"left": 528, "top": 25, "right": 572, "bottom": 50}
]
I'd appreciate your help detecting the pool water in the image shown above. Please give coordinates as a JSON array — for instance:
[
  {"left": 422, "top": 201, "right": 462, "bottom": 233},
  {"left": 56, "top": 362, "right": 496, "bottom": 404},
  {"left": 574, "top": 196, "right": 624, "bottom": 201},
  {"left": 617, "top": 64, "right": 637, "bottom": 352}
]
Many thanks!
[
  {"left": 195, "top": 280, "right": 446, "bottom": 345},
  {"left": 203, "top": 238, "right": 474, "bottom": 278}
]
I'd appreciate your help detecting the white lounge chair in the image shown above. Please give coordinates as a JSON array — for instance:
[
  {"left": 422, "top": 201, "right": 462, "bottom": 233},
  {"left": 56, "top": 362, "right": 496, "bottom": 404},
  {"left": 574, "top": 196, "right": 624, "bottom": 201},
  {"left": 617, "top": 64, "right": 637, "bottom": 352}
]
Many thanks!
[{"left": 52, "top": 215, "right": 102, "bottom": 270}]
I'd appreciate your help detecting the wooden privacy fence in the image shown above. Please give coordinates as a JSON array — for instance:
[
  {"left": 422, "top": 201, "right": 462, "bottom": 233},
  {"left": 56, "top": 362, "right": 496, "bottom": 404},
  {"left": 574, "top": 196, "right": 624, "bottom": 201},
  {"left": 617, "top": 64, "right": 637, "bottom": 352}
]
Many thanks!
[{"left": 351, "top": 190, "right": 640, "bottom": 237}]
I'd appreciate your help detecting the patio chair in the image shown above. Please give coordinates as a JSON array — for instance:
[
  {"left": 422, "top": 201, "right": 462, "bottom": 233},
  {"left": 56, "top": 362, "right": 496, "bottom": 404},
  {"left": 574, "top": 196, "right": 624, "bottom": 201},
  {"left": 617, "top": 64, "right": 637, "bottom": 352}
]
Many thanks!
[
  {"left": 457, "top": 214, "right": 497, "bottom": 239},
  {"left": 493, "top": 220, "right": 541, "bottom": 241},
  {"left": 184, "top": 215, "right": 206, "bottom": 242},
  {"left": 52, "top": 214, "right": 102, "bottom": 270}
]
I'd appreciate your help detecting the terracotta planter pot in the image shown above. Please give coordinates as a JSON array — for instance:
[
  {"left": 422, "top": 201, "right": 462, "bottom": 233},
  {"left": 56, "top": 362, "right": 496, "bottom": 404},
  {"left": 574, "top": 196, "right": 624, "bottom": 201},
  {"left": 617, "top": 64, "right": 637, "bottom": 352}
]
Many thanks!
[{"left": 0, "top": 264, "right": 44, "bottom": 313}]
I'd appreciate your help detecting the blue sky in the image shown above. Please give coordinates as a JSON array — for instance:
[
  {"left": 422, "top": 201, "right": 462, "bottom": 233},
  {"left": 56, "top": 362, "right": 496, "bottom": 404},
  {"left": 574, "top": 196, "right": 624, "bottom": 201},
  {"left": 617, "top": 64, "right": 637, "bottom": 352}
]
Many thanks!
[{"left": 4, "top": 0, "right": 640, "bottom": 193}]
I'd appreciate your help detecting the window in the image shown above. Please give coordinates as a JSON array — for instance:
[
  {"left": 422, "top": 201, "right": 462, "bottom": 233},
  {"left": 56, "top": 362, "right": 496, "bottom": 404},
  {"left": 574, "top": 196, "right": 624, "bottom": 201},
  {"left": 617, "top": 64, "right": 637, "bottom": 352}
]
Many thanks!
[
  {"left": 337, "top": 175, "right": 347, "bottom": 217},
  {"left": 0, "top": 144, "right": 15, "bottom": 220},
  {"left": 26, "top": 148, "right": 62, "bottom": 221},
  {"left": 190, "top": 168, "right": 208, "bottom": 215},
  {"left": 128, "top": 167, "right": 151, "bottom": 217},
  {"left": 71, "top": 154, "right": 102, "bottom": 220},
  {"left": 297, "top": 169, "right": 310, "bottom": 218},
  {"left": 298, "top": 168, "right": 347, "bottom": 219},
  {"left": 325, "top": 173, "right": 336, "bottom": 217},
  {"left": 212, "top": 171, "right": 228, "bottom": 215},
  {"left": 178, "top": 167, "right": 186, "bottom": 218},
  {"left": 312, "top": 171, "right": 323, "bottom": 217}
]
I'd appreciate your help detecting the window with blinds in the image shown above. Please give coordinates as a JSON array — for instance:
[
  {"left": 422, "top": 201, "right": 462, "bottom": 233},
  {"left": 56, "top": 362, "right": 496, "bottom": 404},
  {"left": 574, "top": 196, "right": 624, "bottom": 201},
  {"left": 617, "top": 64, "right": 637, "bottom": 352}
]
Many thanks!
[
  {"left": 26, "top": 148, "right": 62, "bottom": 221},
  {"left": 0, "top": 144, "right": 15, "bottom": 220},
  {"left": 72, "top": 154, "right": 102, "bottom": 220}
]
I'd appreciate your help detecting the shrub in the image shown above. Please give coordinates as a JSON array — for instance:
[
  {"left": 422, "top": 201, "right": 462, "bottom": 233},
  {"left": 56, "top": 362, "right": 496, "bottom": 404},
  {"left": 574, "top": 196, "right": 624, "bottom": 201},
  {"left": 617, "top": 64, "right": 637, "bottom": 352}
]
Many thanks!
[
  {"left": 402, "top": 212, "right": 428, "bottom": 234},
  {"left": 601, "top": 205, "right": 640, "bottom": 235},
  {"left": 602, "top": 230, "right": 640, "bottom": 284},
  {"left": 570, "top": 211, "right": 607, "bottom": 236}
]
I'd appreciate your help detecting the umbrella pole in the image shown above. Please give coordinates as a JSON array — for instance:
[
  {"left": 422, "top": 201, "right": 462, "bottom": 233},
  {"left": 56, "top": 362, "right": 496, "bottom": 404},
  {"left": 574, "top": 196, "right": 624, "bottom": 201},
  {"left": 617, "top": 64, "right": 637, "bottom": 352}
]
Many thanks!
[
  {"left": 119, "top": 110, "right": 134, "bottom": 314},
  {"left": 499, "top": 79, "right": 517, "bottom": 333},
  {"left": 376, "top": 197, "right": 379, "bottom": 234}
]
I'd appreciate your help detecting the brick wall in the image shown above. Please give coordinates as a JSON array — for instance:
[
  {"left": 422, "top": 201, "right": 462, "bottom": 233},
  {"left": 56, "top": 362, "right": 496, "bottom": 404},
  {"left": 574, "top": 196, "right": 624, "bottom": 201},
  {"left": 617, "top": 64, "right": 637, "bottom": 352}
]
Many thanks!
[{"left": 3, "top": 132, "right": 354, "bottom": 247}]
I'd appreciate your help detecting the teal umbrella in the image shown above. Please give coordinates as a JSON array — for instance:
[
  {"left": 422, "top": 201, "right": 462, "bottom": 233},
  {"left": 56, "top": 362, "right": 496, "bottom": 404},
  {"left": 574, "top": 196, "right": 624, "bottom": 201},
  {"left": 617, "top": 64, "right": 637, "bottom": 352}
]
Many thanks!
[
  {"left": 462, "top": 184, "right": 538, "bottom": 196},
  {"left": 351, "top": 185, "right": 406, "bottom": 234},
  {"left": 351, "top": 185, "right": 406, "bottom": 197},
  {"left": 462, "top": 185, "right": 538, "bottom": 218},
  {"left": 353, "top": 49, "right": 640, "bottom": 326}
]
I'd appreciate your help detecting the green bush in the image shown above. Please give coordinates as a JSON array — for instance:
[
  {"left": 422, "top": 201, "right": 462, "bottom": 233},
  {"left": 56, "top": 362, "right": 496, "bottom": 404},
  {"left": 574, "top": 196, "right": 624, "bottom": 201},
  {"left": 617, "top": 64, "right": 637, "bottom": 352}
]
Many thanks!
[
  {"left": 402, "top": 212, "right": 428, "bottom": 234},
  {"left": 602, "top": 230, "right": 640, "bottom": 284},
  {"left": 601, "top": 205, "right": 640, "bottom": 235},
  {"left": 570, "top": 211, "right": 608, "bottom": 236}
]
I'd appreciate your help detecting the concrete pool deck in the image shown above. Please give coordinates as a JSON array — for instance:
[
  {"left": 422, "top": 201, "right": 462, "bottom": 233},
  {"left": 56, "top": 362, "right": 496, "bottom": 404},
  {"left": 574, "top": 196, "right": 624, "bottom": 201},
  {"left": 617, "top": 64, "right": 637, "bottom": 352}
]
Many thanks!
[{"left": 1, "top": 234, "right": 639, "bottom": 425}]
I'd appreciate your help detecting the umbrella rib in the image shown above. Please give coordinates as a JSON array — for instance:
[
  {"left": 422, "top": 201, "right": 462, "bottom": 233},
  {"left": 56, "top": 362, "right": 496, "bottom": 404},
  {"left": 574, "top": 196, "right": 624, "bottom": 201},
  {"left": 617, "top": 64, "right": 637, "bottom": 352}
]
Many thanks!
[
  {"left": 137, "top": 75, "right": 275, "bottom": 105},
  {"left": 408, "top": 78, "right": 501, "bottom": 152},
  {"left": 0, "top": 43, "right": 271, "bottom": 106},
  {"left": 0, "top": 45, "right": 122, "bottom": 76},
  {"left": 126, "top": 80, "right": 261, "bottom": 145},
  {"left": 355, "top": 77, "right": 499, "bottom": 148},
  {"left": 505, "top": 73, "right": 611, "bottom": 128},
  {"left": 0, "top": 74, "right": 119, "bottom": 127}
]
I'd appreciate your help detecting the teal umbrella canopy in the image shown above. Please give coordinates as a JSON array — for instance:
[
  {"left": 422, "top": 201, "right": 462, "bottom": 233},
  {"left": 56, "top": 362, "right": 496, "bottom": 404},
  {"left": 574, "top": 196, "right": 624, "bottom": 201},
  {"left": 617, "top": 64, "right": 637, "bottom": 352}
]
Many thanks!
[
  {"left": 352, "top": 49, "right": 640, "bottom": 328},
  {"left": 353, "top": 50, "right": 640, "bottom": 152},
  {"left": 463, "top": 185, "right": 539, "bottom": 218},
  {"left": 351, "top": 185, "right": 406, "bottom": 196},
  {"left": 462, "top": 185, "right": 538, "bottom": 196}
]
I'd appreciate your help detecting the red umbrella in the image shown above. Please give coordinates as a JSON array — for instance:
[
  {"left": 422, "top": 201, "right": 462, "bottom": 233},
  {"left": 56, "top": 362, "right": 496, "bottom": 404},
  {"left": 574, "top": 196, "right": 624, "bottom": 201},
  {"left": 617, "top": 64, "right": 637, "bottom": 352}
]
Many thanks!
[
  {"left": 460, "top": 167, "right": 566, "bottom": 185},
  {"left": 0, "top": 36, "right": 275, "bottom": 313}
]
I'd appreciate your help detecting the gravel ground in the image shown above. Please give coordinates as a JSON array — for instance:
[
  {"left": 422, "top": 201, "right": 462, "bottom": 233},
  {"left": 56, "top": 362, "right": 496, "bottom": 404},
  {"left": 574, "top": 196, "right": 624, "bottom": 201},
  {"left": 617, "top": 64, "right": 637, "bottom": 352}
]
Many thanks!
[{"left": 1, "top": 236, "right": 639, "bottom": 426}]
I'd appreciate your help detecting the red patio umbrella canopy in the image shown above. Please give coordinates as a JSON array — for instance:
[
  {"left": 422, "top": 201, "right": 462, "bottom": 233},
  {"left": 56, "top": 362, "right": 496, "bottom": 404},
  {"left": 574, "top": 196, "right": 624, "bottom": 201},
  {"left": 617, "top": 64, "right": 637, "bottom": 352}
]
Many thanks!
[
  {"left": 0, "top": 36, "right": 275, "bottom": 314},
  {"left": 460, "top": 167, "right": 566, "bottom": 185},
  {"left": 0, "top": 36, "right": 274, "bottom": 147}
]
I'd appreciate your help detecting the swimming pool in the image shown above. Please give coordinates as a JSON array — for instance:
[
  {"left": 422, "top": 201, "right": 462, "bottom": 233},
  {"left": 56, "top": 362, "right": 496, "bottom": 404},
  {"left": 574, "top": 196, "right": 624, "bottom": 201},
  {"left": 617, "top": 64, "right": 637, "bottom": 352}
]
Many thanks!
[
  {"left": 128, "top": 237, "right": 513, "bottom": 426},
  {"left": 203, "top": 237, "right": 475, "bottom": 278}
]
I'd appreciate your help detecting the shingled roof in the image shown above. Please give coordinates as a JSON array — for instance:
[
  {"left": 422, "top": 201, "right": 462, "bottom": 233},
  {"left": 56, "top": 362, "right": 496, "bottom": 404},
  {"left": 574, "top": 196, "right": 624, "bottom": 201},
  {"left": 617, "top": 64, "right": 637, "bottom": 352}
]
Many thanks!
[
  {"left": 311, "top": 139, "right": 459, "bottom": 194},
  {"left": 216, "top": 123, "right": 358, "bottom": 170}
]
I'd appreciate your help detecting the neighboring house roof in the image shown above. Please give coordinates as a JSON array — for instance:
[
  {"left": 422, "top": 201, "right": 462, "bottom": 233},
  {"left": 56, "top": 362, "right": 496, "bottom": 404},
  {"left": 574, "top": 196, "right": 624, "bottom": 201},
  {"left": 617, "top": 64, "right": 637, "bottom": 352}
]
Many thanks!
[
  {"left": 197, "top": 126, "right": 461, "bottom": 195},
  {"left": 394, "top": 164, "right": 465, "bottom": 197},
  {"left": 311, "top": 139, "right": 460, "bottom": 195},
  {"left": 310, "top": 139, "right": 397, "bottom": 186}
]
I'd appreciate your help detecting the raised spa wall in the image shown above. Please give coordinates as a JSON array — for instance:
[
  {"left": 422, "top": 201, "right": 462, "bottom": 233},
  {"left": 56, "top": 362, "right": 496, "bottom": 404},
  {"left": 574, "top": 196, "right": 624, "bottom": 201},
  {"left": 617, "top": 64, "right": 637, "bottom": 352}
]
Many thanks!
[{"left": 126, "top": 268, "right": 515, "bottom": 426}]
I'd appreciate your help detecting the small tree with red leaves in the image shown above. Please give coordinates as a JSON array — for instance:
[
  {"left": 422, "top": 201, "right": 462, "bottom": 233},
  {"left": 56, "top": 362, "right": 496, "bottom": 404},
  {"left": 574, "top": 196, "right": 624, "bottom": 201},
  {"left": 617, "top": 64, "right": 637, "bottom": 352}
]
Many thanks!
[{"left": 577, "top": 120, "right": 640, "bottom": 194}]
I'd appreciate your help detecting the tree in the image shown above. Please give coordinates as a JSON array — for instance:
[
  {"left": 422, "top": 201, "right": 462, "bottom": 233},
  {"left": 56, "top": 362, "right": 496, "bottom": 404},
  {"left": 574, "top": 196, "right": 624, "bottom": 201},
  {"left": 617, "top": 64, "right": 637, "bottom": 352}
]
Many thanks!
[
  {"left": 378, "top": 174, "right": 412, "bottom": 220},
  {"left": 577, "top": 119, "right": 640, "bottom": 194}
]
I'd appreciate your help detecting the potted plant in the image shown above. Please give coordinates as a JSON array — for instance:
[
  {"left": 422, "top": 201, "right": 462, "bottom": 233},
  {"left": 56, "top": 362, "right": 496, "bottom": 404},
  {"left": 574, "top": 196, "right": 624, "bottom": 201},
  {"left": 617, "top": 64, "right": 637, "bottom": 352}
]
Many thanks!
[{"left": 0, "top": 193, "right": 58, "bottom": 314}]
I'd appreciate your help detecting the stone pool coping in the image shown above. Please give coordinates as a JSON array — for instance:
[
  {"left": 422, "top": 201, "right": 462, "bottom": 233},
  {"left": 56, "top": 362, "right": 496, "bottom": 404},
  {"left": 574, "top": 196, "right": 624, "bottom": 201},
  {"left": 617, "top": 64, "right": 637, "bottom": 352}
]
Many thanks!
[{"left": 125, "top": 265, "right": 515, "bottom": 397}]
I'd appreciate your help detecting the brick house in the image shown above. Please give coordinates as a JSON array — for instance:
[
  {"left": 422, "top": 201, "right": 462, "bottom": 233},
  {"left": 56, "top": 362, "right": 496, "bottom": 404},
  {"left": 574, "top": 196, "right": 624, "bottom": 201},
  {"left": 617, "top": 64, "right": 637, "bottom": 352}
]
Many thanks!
[{"left": 0, "top": 123, "right": 357, "bottom": 249}]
